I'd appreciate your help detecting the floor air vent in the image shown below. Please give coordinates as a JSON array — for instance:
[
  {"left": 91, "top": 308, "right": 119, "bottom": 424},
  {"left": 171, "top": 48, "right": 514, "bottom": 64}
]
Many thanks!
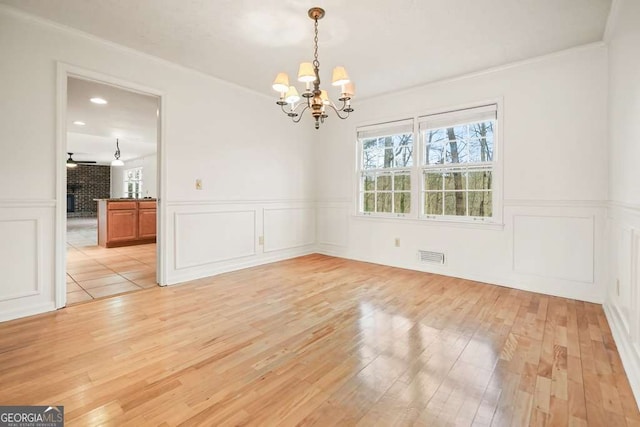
[{"left": 418, "top": 250, "right": 445, "bottom": 264}]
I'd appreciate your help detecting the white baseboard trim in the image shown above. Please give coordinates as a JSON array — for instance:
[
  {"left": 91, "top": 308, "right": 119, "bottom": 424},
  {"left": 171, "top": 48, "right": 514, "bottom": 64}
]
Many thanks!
[
  {"left": 314, "top": 249, "right": 604, "bottom": 304},
  {"left": 166, "top": 246, "right": 316, "bottom": 285},
  {"left": 0, "top": 301, "right": 56, "bottom": 323},
  {"left": 604, "top": 302, "right": 640, "bottom": 407}
]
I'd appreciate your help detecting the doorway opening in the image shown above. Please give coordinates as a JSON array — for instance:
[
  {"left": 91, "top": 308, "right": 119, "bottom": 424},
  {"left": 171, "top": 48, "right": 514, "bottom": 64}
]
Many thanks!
[{"left": 62, "top": 74, "right": 162, "bottom": 305}]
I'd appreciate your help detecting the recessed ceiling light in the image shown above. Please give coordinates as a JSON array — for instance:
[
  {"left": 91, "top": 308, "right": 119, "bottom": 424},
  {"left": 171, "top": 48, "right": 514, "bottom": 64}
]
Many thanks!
[
  {"left": 90, "top": 97, "right": 108, "bottom": 105},
  {"left": 73, "top": 121, "right": 86, "bottom": 126}
]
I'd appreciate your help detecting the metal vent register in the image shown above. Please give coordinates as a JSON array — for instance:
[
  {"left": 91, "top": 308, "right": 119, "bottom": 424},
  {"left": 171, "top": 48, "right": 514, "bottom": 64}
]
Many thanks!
[{"left": 418, "top": 250, "right": 445, "bottom": 264}]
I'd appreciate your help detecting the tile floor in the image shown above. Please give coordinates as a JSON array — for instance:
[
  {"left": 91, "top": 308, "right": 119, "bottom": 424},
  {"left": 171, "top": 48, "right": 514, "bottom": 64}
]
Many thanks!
[{"left": 66, "top": 217, "right": 157, "bottom": 305}]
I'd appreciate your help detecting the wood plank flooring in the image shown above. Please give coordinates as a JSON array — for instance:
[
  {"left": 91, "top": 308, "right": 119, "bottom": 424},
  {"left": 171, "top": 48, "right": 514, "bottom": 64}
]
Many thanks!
[{"left": 0, "top": 254, "right": 637, "bottom": 426}]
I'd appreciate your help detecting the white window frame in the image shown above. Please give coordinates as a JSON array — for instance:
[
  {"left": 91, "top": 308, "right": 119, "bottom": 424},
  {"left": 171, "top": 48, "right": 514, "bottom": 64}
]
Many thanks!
[
  {"left": 123, "top": 167, "right": 143, "bottom": 198},
  {"left": 355, "top": 100, "right": 503, "bottom": 226},
  {"left": 356, "top": 119, "right": 416, "bottom": 218}
]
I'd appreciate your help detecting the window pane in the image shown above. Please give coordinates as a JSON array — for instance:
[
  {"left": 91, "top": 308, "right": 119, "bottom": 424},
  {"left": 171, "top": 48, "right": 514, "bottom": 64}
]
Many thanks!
[
  {"left": 424, "top": 128, "right": 447, "bottom": 165},
  {"left": 362, "top": 138, "right": 383, "bottom": 169},
  {"left": 376, "top": 175, "right": 392, "bottom": 191},
  {"left": 393, "top": 134, "right": 413, "bottom": 167},
  {"left": 376, "top": 193, "right": 392, "bottom": 213},
  {"left": 468, "top": 170, "right": 492, "bottom": 190},
  {"left": 394, "top": 193, "right": 411, "bottom": 214},
  {"left": 446, "top": 138, "right": 467, "bottom": 164},
  {"left": 467, "top": 121, "right": 494, "bottom": 162},
  {"left": 444, "top": 171, "right": 466, "bottom": 191},
  {"left": 444, "top": 192, "right": 467, "bottom": 216},
  {"left": 468, "top": 191, "right": 492, "bottom": 217},
  {"left": 424, "top": 172, "right": 443, "bottom": 191},
  {"left": 363, "top": 174, "right": 375, "bottom": 191},
  {"left": 447, "top": 125, "right": 468, "bottom": 142},
  {"left": 394, "top": 174, "right": 411, "bottom": 191},
  {"left": 424, "top": 192, "right": 443, "bottom": 215},
  {"left": 363, "top": 193, "right": 375, "bottom": 212}
]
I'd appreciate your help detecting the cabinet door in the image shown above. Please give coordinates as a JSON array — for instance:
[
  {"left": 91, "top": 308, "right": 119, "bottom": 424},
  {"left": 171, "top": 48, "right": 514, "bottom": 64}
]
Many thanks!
[
  {"left": 107, "top": 210, "right": 137, "bottom": 242},
  {"left": 138, "top": 209, "right": 157, "bottom": 239}
]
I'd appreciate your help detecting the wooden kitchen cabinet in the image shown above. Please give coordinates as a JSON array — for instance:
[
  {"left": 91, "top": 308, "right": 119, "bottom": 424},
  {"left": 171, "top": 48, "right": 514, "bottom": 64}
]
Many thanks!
[
  {"left": 97, "top": 199, "right": 156, "bottom": 247},
  {"left": 138, "top": 208, "right": 157, "bottom": 239}
]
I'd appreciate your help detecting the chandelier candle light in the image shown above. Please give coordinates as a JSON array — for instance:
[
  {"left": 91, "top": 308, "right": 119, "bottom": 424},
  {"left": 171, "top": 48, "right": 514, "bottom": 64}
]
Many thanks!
[{"left": 272, "top": 7, "right": 354, "bottom": 129}]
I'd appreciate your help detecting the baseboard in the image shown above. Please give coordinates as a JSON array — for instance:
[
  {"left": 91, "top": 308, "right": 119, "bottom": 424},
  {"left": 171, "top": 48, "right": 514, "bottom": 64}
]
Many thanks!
[
  {"left": 0, "top": 301, "right": 56, "bottom": 323},
  {"left": 603, "top": 302, "right": 640, "bottom": 407},
  {"left": 166, "top": 246, "right": 316, "bottom": 285},
  {"left": 314, "top": 249, "right": 604, "bottom": 304}
]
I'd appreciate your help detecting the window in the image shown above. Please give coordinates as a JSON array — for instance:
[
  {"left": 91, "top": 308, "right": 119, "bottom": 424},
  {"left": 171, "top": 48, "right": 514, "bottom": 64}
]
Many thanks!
[
  {"left": 123, "top": 167, "right": 143, "bottom": 198},
  {"left": 420, "top": 105, "right": 496, "bottom": 219},
  {"left": 356, "top": 103, "right": 499, "bottom": 223},
  {"left": 358, "top": 120, "right": 414, "bottom": 215}
]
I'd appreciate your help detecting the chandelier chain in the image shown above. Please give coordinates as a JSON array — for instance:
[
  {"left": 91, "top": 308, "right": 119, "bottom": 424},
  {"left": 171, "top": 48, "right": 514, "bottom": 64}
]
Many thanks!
[{"left": 313, "top": 18, "right": 320, "bottom": 69}]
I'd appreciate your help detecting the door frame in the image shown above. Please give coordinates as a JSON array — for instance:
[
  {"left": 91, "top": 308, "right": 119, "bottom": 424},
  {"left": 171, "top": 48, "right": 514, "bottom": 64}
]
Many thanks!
[{"left": 55, "top": 62, "right": 167, "bottom": 308}]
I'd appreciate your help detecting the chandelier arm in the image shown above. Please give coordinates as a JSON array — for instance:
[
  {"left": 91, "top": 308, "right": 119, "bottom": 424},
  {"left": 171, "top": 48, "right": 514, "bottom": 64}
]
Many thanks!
[
  {"left": 291, "top": 105, "right": 310, "bottom": 123},
  {"left": 327, "top": 103, "right": 350, "bottom": 119},
  {"left": 280, "top": 103, "right": 292, "bottom": 116}
]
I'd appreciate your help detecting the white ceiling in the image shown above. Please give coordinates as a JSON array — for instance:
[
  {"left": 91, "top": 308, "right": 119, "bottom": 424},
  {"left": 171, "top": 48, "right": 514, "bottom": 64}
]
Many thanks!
[
  {"left": 67, "top": 77, "right": 158, "bottom": 164},
  {"left": 2, "top": 1, "right": 611, "bottom": 99}
]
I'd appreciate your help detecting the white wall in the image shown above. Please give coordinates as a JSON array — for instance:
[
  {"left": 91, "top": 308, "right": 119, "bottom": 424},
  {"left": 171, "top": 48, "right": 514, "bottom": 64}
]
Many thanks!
[
  {"left": 315, "top": 44, "right": 609, "bottom": 303},
  {"left": 111, "top": 154, "right": 158, "bottom": 198},
  {"left": 0, "top": 7, "right": 316, "bottom": 321},
  {"left": 603, "top": 0, "right": 640, "bottom": 404}
]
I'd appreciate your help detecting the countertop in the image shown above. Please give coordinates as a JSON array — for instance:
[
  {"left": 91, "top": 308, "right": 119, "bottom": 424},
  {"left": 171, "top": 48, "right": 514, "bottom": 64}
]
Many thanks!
[{"left": 94, "top": 198, "right": 157, "bottom": 201}]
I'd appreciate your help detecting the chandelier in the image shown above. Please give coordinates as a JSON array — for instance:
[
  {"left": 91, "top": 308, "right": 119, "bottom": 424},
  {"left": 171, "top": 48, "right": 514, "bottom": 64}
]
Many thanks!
[{"left": 272, "top": 7, "right": 354, "bottom": 130}]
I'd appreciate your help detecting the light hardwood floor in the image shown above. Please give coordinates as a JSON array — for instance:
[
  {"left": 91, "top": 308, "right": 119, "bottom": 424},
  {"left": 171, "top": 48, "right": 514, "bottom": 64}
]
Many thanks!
[{"left": 0, "top": 254, "right": 637, "bottom": 426}]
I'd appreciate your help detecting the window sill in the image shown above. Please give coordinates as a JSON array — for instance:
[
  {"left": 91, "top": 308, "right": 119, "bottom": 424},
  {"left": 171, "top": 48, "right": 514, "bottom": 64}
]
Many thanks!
[{"left": 353, "top": 213, "right": 505, "bottom": 230}]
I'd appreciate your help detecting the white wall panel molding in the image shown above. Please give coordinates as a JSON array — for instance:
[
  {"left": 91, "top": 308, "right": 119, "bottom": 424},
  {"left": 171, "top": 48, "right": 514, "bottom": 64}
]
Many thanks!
[
  {"left": 167, "top": 199, "right": 314, "bottom": 207},
  {"left": 605, "top": 302, "right": 640, "bottom": 405},
  {"left": 166, "top": 201, "right": 317, "bottom": 285},
  {"left": 512, "top": 214, "right": 595, "bottom": 283},
  {"left": 314, "top": 201, "right": 606, "bottom": 303},
  {"left": 263, "top": 207, "right": 315, "bottom": 253},
  {"left": 173, "top": 210, "right": 257, "bottom": 270},
  {"left": 0, "top": 219, "right": 40, "bottom": 301},
  {"left": 606, "top": 207, "right": 640, "bottom": 407},
  {"left": 504, "top": 199, "right": 606, "bottom": 208},
  {"left": 0, "top": 199, "right": 56, "bottom": 208},
  {"left": 0, "top": 206, "right": 54, "bottom": 322},
  {"left": 609, "top": 201, "right": 640, "bottom": 220},
  {"left": 316, "top": 205, "right": 349, "bottom": 247}
]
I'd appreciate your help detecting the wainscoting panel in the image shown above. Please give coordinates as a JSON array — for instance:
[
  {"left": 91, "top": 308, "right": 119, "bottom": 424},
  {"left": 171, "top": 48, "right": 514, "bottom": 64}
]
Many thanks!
[
  {"left": 317, "top": 205, "right": 349, "bottom": 247},
  {"left": 0, "top": 219, "right": 38, "bottom": 300},
  {"left": 263, "top": 207, "right": 315, "bottom": 253},
  {"left": 174, "top": 210, "right": 256, "bottom": 270},
  {"left": 0, "top": 201, "right": 55, "bottom": 322},
  {"left": 604, "top": 204, "right": 640, "bottom": 405},
  {"left": 513, "top": 214, "right": 594, "bottom": 283}
]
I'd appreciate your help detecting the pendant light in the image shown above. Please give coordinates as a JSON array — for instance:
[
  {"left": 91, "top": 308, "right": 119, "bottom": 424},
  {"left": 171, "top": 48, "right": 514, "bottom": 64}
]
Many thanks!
[{"left": 111, "top": 139, "right": 124, "bottom": 167}]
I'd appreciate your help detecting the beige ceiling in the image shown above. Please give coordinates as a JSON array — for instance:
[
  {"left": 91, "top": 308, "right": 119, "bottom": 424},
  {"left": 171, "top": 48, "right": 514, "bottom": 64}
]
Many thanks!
[
  {"left": 67, "top": 77, "right": 158, "bottom": 164},
  {"left": 2, "top": 0, "right": 612, "bottom": 99}
]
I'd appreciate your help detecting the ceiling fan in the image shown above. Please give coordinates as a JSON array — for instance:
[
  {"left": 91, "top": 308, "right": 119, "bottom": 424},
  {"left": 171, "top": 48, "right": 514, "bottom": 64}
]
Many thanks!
[{"left": 66, "top": 152, "right": 97, "bottom": 168}]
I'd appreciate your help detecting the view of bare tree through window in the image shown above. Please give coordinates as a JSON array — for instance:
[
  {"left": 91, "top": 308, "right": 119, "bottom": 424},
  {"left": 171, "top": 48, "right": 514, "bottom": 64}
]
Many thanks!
[
  {"left": 361, "top": 133, "right": 413, "bottom": 214},
  {"left": 358, "top": 105, "right": 496, "bottom": 220},
  {"left": 423, "top": 120, "right": 494, "bottom": 217}
]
